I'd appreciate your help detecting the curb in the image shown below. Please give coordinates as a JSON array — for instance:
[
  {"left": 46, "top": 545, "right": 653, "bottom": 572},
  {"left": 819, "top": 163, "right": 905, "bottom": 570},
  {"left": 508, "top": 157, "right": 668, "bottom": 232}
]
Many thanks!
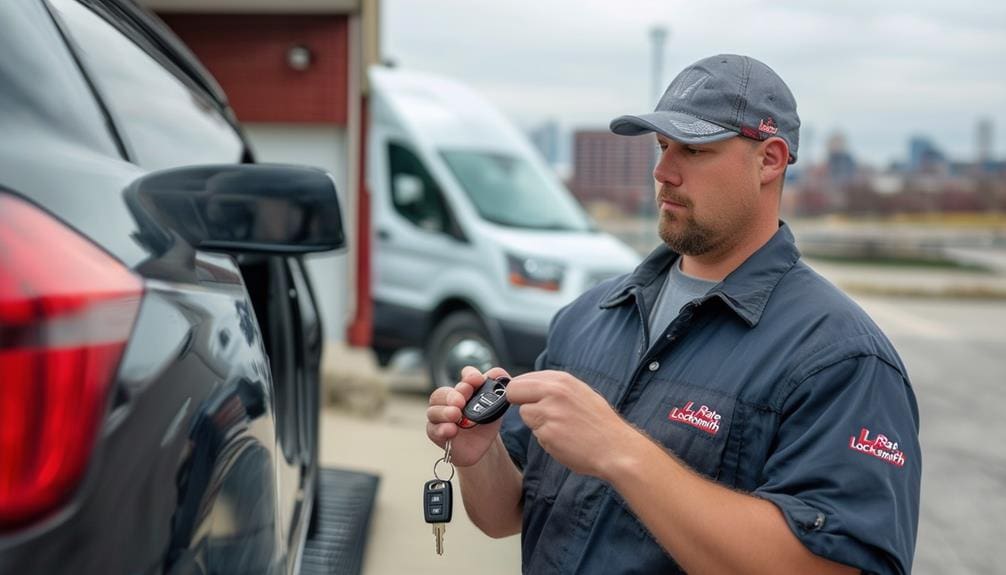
[
  {"left": 321, "top": 342, "right": 389, "bottom": 416},
  {"left": 838, "top": 282, "right": 1006, "bottom": 300}
]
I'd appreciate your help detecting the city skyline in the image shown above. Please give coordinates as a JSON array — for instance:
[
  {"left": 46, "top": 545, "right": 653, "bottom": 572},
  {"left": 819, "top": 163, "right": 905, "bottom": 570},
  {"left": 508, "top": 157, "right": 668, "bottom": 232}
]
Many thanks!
[
  {"left": 525, "top": 117, "right": 999, "bottom": 172},
  {"left": 552, "top": 120, "right": 1004, "bottom": 219},
  {"left": 384, "top": 0, "right": 1006, "bottom": 167}
]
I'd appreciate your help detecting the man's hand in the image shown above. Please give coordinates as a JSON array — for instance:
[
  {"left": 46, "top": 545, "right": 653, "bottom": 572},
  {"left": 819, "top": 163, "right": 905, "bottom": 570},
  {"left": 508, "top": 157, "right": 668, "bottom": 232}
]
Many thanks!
[
  {"left": 427, "top": 365, "right": 524, "bottom": 537},
  {"left": 507, "top": 370, "right": 639, "bottom": 479},
  {"left": 426, "top": 365, "right": 511, "bottom": 467}
]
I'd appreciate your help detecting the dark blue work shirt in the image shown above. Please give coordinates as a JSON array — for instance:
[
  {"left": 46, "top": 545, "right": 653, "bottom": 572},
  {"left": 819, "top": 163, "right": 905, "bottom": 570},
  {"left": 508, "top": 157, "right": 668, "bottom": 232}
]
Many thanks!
[{"left": 500, "top": 223, "right": 921, "bottom": 574}]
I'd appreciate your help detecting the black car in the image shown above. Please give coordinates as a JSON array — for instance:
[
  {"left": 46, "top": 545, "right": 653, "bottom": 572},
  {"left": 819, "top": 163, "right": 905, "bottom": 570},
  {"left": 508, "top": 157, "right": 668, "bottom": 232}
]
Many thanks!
[{"left": 1, "top": 0, "right": 347, "bottom": 573}]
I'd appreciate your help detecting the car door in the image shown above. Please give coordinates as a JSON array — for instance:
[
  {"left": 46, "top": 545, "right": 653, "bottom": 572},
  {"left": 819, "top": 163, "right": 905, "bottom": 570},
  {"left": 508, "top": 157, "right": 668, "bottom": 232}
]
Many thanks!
[{"left": 36, "top": 0, "right": 318, "bottom": 571}]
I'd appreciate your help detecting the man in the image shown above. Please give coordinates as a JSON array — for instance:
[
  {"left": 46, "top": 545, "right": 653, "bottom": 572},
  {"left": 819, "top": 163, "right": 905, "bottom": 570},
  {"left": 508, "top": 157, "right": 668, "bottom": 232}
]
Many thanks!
[{"left": 426, "top": 54, "right": 920, "bottom": 574}]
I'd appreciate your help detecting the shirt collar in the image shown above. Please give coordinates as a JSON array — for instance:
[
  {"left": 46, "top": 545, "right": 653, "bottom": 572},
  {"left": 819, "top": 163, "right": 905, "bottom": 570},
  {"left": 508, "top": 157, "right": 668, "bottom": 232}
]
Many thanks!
[{"left": 599, "top": 222, "right": 801, "bottom": 327}]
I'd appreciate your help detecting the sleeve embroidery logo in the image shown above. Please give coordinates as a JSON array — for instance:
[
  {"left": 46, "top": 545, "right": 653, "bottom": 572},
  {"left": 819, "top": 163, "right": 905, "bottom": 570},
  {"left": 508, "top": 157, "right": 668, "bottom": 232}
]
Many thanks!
[
  {"left": 668, "top": 401, "right": 721, "bottom": 435},
  {"left": 849, "top": 427, "right": 906, "bottom": 468}
]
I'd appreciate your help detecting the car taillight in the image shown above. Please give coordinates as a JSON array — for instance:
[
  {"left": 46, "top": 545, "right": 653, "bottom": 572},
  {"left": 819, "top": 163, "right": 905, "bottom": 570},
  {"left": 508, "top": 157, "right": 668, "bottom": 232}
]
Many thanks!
[{"left": 0, "top": 193, "right": 143, "bottom": 528}]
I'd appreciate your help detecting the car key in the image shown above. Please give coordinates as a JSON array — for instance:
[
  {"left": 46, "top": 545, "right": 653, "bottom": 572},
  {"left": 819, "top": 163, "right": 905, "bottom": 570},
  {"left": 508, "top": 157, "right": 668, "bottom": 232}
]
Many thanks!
[
  {"left": 424, "top": 478, "right": 452, "bottom": 555},
  {"left": 459, "top": 376, "right": 511, "bottom": 427},
  {"left": 425, "top": 441, "right": 455, "bottom": 556}
]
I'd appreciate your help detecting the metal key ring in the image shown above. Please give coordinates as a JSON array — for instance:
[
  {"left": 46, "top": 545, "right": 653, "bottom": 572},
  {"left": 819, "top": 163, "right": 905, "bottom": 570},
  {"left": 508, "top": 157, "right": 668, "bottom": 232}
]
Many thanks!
[
  {"left": 433, "top": 457, "right": 455, "bottom": 482},
  {"left": 434, "top": 439, "right": 456, "bottom": 482}
]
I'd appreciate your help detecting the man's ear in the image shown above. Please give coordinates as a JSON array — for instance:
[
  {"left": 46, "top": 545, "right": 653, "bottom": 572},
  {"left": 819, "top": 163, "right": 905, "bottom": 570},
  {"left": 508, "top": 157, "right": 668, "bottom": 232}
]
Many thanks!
[{"left": 759, "top": 137, "right": 789, "bottom": 187}]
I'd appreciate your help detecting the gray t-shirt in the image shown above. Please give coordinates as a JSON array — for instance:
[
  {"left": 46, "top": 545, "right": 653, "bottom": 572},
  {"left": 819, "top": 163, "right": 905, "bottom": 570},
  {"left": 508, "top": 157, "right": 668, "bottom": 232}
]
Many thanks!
[{"left": 648, "top": 257, "right": 719, "bottom": 342}]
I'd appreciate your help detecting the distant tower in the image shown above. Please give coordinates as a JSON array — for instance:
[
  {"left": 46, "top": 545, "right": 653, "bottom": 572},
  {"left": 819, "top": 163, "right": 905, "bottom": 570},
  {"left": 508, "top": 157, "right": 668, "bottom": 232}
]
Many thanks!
[
  {"left": 649, "top": 26, "right": 669, "bottom": 107},
  {"left": 825, "top": 132, "right": 856, "bottom": 181},
  {"left": 529, "top": 119, "right": 561, "bottom": 166},
  {"left": 977, "top": 117, "right": 993, "bottom": 164},
  {"left": 648, "top": 26, "right": 670, "bottom": 183},
  {"left": 909, "top": 135, "right": 946, "bottom": 173},
  {"left": 826, "top": 132, "right": 848, "bottom": 156}
]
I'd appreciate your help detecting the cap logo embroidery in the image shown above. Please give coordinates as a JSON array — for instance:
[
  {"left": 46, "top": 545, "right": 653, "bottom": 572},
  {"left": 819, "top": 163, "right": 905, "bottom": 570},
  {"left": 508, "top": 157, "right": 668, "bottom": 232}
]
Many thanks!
[
  {"left": 758, "top": 117, "right": 779, "bottom": 135},
  {"left": 848, "top": 427, "right": 906, "bottom": 468},
  {"left": 668, "top": 401, "right": 721, "bottom": 435},
  {"left": 671, "top": 70, "right": 711, "bottom": 100}
]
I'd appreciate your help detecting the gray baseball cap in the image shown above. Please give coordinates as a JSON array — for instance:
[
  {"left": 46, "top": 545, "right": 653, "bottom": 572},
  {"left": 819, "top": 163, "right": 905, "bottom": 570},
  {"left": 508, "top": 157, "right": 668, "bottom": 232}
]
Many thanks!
[{"left": 610, "top": 54, "right": 800, "bottom": 163}]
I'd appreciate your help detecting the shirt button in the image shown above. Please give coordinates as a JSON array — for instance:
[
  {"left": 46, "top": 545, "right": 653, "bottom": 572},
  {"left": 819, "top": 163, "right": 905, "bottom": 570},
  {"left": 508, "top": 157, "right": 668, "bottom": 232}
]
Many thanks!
[
  {"left": 648, "top": 361, "right": 660, "bottom": 372},
  {"left": 812, "top": 513, "right": 826, "bottom": 530}
]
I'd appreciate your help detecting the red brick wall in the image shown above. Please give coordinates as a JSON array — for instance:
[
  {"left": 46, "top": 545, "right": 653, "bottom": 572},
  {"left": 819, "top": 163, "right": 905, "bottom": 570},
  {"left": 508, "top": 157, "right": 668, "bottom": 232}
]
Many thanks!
[
  {"left": 571, "top": 130, "right": 655, "bottom": 214},
  {"left": 159, "top": 14, "right": 349, "bottom": 124}
]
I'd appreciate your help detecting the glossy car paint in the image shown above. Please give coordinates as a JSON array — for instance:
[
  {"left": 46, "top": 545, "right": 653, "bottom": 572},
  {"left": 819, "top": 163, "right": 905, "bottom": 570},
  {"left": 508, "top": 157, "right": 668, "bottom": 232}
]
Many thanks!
[{"left": 0, "top": 1, "right": 333, "bottom": 573}]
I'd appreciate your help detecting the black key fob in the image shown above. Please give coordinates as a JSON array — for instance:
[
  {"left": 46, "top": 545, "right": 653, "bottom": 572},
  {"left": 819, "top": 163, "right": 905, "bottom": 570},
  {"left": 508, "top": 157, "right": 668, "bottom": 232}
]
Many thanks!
[
  {"left": 423, "top": 479, "right": 453, "bottom": 524},
  {"left": 460, "top": 376, "right": 511, "bottom": 426}
]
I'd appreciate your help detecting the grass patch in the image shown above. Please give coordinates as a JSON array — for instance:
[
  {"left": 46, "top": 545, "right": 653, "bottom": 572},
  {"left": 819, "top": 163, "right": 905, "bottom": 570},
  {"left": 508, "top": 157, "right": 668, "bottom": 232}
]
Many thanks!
[
  {"left": 839, "top": 282, "right": 1006, "bottom": 300},
  {"left": 805, "top": 253, "right": 993, "bottom": 273},
  {"left": 795, "top": 213, "right": 1006, "bottom": 229}
]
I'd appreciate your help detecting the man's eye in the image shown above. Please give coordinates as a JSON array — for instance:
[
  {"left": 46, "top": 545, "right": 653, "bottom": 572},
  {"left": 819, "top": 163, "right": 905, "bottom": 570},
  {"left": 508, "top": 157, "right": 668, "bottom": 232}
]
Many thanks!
[{"left": 685, "top": 147, "right": 702, "bottom": 155}]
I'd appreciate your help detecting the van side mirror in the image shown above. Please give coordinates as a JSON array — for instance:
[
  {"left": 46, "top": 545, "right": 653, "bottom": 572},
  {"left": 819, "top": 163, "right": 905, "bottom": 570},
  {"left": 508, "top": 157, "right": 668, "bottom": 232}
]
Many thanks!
[
  {"left": 125, "top": 164, "right": 346, "bottom": 254},
  {"left": 392, "top": 173, "right": 424, "bottom": 206}
]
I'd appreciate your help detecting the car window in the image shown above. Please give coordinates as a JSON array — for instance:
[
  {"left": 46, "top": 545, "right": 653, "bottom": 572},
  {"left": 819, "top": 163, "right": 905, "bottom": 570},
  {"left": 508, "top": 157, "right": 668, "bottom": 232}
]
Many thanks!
[
  {"left": 48, "top": 0, "right": 243, "bottom": 170},
  {"left": 388, "top": 142, "right": 452, "bottom": 235},
  {"left": 0, "top": 1, "right": 121, "bottom": 158}
]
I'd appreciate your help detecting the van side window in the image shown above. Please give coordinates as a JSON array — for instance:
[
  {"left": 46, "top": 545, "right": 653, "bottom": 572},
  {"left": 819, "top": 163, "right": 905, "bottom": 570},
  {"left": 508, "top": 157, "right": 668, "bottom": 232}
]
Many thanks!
[
  {"left": 48, "top": 0, "right": 244, "bottom": 170},
  {"left": 388, "top": 142, "right": 452, "bottom": 235}
]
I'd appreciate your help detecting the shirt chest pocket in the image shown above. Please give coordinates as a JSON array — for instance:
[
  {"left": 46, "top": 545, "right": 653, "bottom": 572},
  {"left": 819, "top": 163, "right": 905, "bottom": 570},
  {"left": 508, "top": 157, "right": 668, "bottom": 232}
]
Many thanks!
[
  {"left": 606, "top": 384, "right": 736, "bottom": 560},
  {"left": 641, "top": 383, "right": 736, "bottom": 479}
]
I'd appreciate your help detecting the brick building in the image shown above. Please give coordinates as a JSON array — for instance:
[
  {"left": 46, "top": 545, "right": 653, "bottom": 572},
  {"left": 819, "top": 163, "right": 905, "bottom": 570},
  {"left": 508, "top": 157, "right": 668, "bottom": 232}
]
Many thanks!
[
  {"left": 570, "top": 130, "right": 655, "bottom": 215},
  {"left": 141, "top": 0, "right": 380, "bottom": 346}
]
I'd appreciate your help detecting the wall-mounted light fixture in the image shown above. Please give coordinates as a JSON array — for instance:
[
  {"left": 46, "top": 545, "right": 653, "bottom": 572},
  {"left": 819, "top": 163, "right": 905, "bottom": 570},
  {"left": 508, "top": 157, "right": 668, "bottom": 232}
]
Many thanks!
[{"left": 286, "top": 44, "right": 313, "bottom": 72}]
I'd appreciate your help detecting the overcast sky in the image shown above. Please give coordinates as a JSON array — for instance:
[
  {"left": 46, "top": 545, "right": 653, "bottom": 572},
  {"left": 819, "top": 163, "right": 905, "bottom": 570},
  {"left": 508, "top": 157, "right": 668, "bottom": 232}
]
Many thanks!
[{"left": 383, "top": 0, "right": 1006, "bottom": 168}]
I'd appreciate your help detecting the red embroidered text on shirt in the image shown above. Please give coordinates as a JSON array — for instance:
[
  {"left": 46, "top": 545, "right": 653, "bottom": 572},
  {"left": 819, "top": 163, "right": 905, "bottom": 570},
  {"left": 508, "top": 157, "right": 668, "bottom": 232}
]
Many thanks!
[
  {"left": 668, "top": 401, "right": 721, "bottom": 435},
  {"left": 848, "top": 427, "right": 906, "bottom": 468}
]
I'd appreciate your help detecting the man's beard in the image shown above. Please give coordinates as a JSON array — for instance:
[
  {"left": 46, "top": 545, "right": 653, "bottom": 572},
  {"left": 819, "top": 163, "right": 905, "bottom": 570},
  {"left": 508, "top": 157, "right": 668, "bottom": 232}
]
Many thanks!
[{"left": 657, "top": 209, "right": 718, "bottom": 255}]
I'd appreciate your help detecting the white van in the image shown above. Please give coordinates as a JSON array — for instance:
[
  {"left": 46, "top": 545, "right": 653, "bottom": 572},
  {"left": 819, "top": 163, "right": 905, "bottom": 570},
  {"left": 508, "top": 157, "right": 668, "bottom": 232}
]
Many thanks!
[{"left": 368, "top": 66, "right": 640, "bottom": 388}]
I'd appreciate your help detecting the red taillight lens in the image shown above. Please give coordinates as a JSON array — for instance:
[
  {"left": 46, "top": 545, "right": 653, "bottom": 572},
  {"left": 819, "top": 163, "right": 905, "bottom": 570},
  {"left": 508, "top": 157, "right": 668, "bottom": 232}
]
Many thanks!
[{"left": 0, "top": 193, "right": 143, "bottom": 528}]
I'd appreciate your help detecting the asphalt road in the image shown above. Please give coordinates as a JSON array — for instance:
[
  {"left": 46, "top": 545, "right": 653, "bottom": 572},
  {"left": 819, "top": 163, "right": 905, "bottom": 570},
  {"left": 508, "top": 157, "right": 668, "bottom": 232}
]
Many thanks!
[
  {"left": 854, "top": 296, "right": 1006, "bottom": 575},
  {"left": 326, "top": 294, "right": 1005, "bottom": 574}
]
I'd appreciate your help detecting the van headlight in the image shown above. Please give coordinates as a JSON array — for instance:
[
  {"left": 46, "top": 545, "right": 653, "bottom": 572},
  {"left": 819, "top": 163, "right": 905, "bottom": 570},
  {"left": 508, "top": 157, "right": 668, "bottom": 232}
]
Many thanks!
[{"left": 506, "top": 253, "right": 565, "bottom": 292}]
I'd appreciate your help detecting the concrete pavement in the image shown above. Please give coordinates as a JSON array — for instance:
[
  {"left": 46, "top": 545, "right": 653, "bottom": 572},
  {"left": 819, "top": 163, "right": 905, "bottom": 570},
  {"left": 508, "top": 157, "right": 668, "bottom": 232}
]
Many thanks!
[
  {"left": 853, "top": 296, "right": 1006, "bottom": 575},
  {"left": 319, "top": 392, "right": 522, "bottom": 575}
]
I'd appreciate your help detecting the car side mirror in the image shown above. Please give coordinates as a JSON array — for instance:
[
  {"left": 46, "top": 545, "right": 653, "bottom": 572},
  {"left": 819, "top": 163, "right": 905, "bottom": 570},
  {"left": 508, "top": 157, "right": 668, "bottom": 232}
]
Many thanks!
[{"left": 125, "top": 164, "right": 346, "bottom": 254}]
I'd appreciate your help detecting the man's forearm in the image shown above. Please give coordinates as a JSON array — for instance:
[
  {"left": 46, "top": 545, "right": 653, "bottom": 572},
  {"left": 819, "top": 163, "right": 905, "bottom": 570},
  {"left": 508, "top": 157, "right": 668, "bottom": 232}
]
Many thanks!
[
  {"left": 457, "top": 435, "right": 523, "bottom": 538},
  {"left": 606, "top": 431, "right": 857, "bottom": 575}
]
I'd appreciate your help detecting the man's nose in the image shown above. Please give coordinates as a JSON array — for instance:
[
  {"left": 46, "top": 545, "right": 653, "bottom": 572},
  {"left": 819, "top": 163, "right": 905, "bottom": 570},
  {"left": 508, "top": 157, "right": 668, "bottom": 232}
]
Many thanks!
[{"left": 653, "top": 149, "right": 683, "bottom": 187}]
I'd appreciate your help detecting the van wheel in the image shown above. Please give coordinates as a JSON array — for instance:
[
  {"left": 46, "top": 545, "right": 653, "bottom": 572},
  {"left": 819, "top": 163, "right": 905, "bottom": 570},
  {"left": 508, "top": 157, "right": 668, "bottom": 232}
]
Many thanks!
[{"left": 426, "top": 311, "right": 498, "bottom": 390}]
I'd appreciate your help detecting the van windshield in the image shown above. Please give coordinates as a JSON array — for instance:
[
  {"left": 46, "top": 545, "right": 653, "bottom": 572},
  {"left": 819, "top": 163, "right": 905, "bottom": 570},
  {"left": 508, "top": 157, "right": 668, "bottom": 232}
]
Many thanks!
[{"left": 440, "top": 150, "right": 593, "bottom": 232}]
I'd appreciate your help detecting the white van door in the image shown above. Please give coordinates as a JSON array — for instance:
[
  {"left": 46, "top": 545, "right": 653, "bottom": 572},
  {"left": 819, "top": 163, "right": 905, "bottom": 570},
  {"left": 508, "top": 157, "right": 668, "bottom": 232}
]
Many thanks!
[{"left": 369, "top": 132, "right": 471, "bottom": 327}]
